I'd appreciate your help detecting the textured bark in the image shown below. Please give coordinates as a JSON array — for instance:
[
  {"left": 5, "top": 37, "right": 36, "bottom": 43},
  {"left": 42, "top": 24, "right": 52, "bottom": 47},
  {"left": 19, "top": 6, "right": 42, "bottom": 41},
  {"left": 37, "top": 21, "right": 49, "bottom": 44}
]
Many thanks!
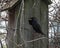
[
  {"left": 6, "top": 8, "right": 15, "bottom": 48},
  {"left": 6, "top": 0, "right": 51, "bottom": 48},
  {"left": 0, "top": 40, "right": 3, "bottom": 48}
]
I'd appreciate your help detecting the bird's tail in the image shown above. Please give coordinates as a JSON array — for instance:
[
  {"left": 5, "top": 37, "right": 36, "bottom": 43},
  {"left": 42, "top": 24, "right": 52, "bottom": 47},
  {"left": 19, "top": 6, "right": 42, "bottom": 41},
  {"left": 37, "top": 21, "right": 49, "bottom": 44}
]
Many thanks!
[{"left": 41, "top": 32, "right": 46, "bottom": 37}]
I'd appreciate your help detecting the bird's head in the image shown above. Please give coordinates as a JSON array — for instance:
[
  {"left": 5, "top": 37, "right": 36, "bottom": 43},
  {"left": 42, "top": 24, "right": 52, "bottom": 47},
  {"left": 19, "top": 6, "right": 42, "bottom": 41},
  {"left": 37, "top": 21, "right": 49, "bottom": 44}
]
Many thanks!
[{"left": 28, "top": 17, "right": 36, "bottom": 25}]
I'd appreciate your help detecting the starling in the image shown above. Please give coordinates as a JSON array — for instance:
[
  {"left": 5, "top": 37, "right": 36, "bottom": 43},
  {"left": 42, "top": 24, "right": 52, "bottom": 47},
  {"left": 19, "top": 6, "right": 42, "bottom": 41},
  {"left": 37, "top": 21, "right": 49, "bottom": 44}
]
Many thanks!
[{"left": 28, "top": 17, "right": 45, "bottom": 35}]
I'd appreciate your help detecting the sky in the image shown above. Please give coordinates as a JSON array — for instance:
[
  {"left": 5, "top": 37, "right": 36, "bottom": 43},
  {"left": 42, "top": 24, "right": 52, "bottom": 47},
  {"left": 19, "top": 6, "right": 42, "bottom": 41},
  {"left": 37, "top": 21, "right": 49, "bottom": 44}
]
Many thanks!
[{"left": 49, "top": 0, "right": 60, "bottom": 38}]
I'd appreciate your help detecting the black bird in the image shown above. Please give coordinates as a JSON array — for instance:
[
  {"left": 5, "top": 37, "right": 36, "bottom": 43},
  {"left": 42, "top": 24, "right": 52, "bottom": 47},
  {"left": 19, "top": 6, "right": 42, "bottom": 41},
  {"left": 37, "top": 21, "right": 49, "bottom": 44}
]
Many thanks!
[{"left": 28, "top": 17, "right": 45, "bottom": 35}]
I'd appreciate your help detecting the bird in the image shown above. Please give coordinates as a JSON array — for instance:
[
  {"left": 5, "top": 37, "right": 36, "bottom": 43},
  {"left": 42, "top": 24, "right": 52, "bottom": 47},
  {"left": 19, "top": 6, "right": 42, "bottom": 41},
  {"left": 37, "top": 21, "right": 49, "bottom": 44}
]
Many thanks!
[{"left": 28, "top": 17, "right": 45, "bottom": 35}]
